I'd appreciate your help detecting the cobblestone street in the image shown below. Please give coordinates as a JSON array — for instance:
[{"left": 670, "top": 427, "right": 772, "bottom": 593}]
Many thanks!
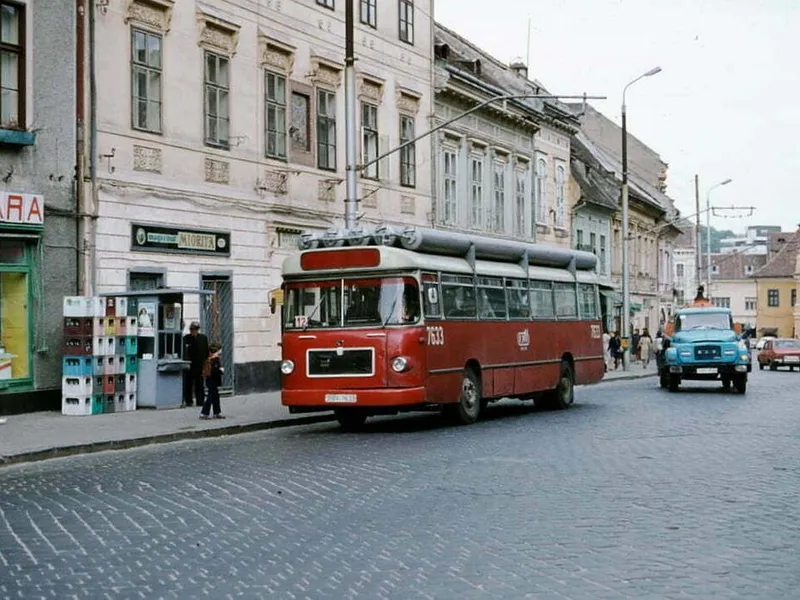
[{"left": 2, "top": 368, "right": 799, "bottom": 599}]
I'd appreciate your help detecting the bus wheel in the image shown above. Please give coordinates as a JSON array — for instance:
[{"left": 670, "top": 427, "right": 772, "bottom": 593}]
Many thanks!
[
  {"left": 334, "top": 409, "right": 367, "bottom": 432},
  {"left": 446, "top": 369, "right": 482, "bottom": 425},
  {"left": 550, "top": 361, "right": 574, "bottom": 410}
]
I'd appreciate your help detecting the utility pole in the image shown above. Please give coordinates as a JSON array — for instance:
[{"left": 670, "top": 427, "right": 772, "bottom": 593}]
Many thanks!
[
  {"left": 694, "top": 174, "right": 701, "bottom": 291},
  {"left": 344, "top": 0, "right": 358, "bottom": 230}
]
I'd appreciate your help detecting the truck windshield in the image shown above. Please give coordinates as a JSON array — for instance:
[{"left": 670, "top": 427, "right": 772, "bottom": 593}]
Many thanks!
[
  {"left": 283, "top": 277, "right": 420, "bottom": 330},
  {"left": 675, "top": 311, "right": 732, "bottom": 331}
]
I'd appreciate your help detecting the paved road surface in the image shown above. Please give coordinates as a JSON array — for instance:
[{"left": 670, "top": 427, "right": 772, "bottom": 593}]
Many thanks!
[{"left": 1, "top": 369, "right": 799, "bottom": 599}]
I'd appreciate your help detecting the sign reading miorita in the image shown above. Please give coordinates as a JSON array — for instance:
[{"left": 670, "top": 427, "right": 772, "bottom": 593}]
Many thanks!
[
  {"left": 131, "top": 224, "right": 231, "bottom": 256},
  {"left": 0, "top": 192, "right": 44, "bottom": 227}
]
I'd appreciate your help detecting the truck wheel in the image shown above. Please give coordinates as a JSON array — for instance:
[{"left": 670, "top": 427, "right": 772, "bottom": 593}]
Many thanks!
[
  {"left": 335, "top": 409, "right": 368, "bottom": 432},
  {"left": 668, "top": 374, "right": 680, "bottom": 393},
  {"left": 445, "top": 368, "right": 482, "bottom": 425},
  {"left": 549, "top": 361, "right": 575, "bottom": 410},
  {"left": 721, "top": 377, "right": 731, "bottom": 391},
  {"left": 733, "top": 375, "right": 747, "bottom": 394},
  {"left": 659, "top": 370, "right": 669, "bottom": 389}
]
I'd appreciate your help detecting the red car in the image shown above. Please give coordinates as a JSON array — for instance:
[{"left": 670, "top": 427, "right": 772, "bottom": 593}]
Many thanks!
[{"left": 757, "top": 338, "right": 800, "bottom": 371}]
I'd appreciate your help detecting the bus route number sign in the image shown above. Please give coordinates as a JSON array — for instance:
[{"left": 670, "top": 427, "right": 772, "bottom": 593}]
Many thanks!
[{"left": 427, "top": 326, "right": 445, "bottom": 346}]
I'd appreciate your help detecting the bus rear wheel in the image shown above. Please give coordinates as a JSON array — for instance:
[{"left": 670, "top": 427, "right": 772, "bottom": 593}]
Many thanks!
[
  {"left": 548, "top": 361, "right": 574, "bottom": 410},
  {"left": 445, "top": 368, "right": 482, "bottom": 425},
  {"left": 334, "top": 408, "right": 368, "bottom": 432}
]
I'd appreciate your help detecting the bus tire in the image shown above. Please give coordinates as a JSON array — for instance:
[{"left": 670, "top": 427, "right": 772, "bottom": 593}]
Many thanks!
[
  {"left": 445, "top": 368, "right": 482, "bottom": 425},
  {"left": 549, "top": 361, "right": 574, "bottom": 410},
  {"left": 334, "top": 408, "right": 367, "bottom": 432}
]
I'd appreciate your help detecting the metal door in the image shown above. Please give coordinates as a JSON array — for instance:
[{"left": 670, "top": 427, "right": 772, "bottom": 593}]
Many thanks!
[{"left": 201, "top": 275, "right": 234, "bottom": 393}]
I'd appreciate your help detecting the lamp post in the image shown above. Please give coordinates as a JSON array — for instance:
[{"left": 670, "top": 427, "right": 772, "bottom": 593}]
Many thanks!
[
  {"left": 705, "top": 178, "right": 733, "bottom": 299},
  {"left": 621, "top": 66, "right": 661, "bottom": 370}
]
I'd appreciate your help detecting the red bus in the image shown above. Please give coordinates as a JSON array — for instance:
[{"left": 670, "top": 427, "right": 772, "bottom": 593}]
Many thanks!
[{"left": 280, "top": 227, "right": 604, "bottom": 429}]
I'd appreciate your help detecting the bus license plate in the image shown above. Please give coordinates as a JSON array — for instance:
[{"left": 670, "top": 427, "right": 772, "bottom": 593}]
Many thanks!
[
  {"left": 325, "top": 394, "right": 357, "bottom": 404},
  {"left": 696, "top": 368, "right": 717, "bottom": 374}
]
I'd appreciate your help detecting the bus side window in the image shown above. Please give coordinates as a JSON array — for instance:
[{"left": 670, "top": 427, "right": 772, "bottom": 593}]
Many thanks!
[
  {"left": 441, "top": 275, "right": 476, "bottom": 319},
  {"left": 578, "top": 283, "right": 598, "bottom": 319},
  {"left": 477, "top": 277, "right": 506, "bottom": 320},
  {"left": 422, "top": 278, "right": 441, "bottom": 319},
  {"left": 530, "top": 280, "right": 554, "bottom": 319},
  {"left": 506, "top": 279, "right": 529, "bottom": 319},
  {"left": 554, "top": 283, "right": 578, "bottom": 319}
]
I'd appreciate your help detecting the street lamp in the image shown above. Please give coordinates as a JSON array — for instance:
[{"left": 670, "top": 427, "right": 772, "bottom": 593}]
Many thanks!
[
  {"left": 621, "top": 66, "right": 661, "bottom": 370},
  {"left": 705, "top": 178, "right": 733, "bottom": 299}
]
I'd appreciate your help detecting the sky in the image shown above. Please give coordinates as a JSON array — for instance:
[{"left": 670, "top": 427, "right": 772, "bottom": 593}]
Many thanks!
[{"left": 434, "top": 0, "right": 800, "bottom": 234}]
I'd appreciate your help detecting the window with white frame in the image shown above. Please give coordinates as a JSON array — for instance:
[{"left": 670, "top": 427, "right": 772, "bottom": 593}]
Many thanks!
[
  {"left": 442, "top": 149, "right": 457, "bottom": 225},
  {"left": 555, "top": 163, "right": 566, "bottom": 227},
  {"left": 514, "top": 168, "right": 527, "bottom": 237},
  {"left": 265, "top": 71, "right": 287, "bottom": 159},
  {"left": 317, "top": 0, "right": 334, "bottom": 8},
  {"left": 493, "top": 162, "right": 506, "bottom": 233},
  {"left": 599, "top": 234, "right": 607, "bottom": 274},
  {"left": 361, "top": 102, "right": 378, "bottom": 179},
  {"left": 745, "top": 297, "right": 757, "bottom": 311},
  {"left": 131, "top": 28, "right": 162, "bottom": 133},
  {"left": 317, "top": 88, "right": 336, "bottom": 170},
  {"left": 576, "top": 229, "right": 583, "bottom": 248},
  {"left": 590, "top": 232, "right": 597, "bottom": 254},
  {"left": 469, "top": 155, "right": 483, "bottom": 229},
  {"left": 399, "top": 0, "right": 414, "bottom": 44},
  {"left": 360, "top": 0, "right": 376, "bottom": 27},
  {"left": 535, "top": 157, "right": 547, "bottom": 224},
  {"left": 204, "top": 52, "right": 229, "bottom": 147},
  {"left": 399, "top": 115, "right": 415, "bottom": 187},
  {"left": 676, "top": 263, "right": 685, "bottom": 278}
]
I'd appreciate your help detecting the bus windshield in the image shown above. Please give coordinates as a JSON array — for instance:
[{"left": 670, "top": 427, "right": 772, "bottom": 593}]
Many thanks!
[{"left": 284, "top": 277, "right": 420, "bottom": 330}]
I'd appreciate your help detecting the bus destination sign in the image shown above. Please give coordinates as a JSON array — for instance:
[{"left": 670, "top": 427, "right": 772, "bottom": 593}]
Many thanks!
[{"left": 131, "top": 224, "right": 231, "bottom": 256}]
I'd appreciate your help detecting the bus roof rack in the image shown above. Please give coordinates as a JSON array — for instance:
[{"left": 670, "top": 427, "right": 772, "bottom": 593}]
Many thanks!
[{"left": 298, "top": 225, "right": 598, "bottom": 272}]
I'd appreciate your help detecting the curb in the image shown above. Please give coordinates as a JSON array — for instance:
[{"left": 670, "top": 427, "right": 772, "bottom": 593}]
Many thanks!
[
  {"left": 598, "top": 372, "right": 659, "bottom": 383},
  {"left": 0, "top": 413, "right": 337, "bottom": 469}
]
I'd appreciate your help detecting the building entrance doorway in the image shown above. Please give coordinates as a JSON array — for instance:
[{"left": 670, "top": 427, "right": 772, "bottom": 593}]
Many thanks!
[{"left": 201, "top": 274, "right": 234, "bottom": 393}]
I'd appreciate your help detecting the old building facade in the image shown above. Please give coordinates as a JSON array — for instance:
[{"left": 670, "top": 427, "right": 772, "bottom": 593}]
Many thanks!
[
  {"left": 705, "top": 252, "right": 766, "bottom": 330},
  {"left": 85, "top": 0, "right": 434, "bottom": 393},
  {"left": 431, "top": 25, "right": 580, "bottom": 245},
  {"left": 753, "top": 228, "right": 800, "bottom": 338},
  {"left": 0, "top": 0, "right": 79, "bottom": 413}
]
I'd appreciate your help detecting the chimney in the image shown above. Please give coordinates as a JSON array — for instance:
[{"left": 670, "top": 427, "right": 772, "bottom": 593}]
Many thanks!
[{"left": 509, "top": 61, "right": 528, "bottom": 79}]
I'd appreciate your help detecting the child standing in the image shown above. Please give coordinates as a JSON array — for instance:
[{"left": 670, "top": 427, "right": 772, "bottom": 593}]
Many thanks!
[{"left": 200, "top": 342, "right": 225, "bottom": 419}]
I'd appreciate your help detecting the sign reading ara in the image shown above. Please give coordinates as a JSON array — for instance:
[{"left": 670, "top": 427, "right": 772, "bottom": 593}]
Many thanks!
[
  {"left": 0, "top": 192, "right": 44, "bottom": 226},
  {"left": 131, "top": 224, "right": 231, "bottom": 256}
]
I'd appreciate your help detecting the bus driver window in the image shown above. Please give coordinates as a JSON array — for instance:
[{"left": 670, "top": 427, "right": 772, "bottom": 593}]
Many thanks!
[{"left": 401, "top": 284, "right": 421, "bottom": 323}]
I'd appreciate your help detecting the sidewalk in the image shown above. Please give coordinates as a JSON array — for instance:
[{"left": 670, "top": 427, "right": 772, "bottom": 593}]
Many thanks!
[{"left": 0, "top": 365, "right": 657, "bottom": 468}]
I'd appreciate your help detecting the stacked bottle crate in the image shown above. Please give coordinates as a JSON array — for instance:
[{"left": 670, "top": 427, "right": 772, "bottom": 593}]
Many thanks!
[{"left": 62, "top": 296, "right": 138, "bottom": 416}]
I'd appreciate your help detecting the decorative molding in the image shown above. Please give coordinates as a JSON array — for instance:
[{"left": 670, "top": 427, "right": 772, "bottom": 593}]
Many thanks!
[
  {"left": 259, "top": 170, "right": 288, "bottom": 195},
  {"left": 196, "top": 7, "right": 240, "bottom": 56},
  {"left": 400, "top": 196, "right": 416, "bottom": 215},
  {"left": 492, "top": 145, "right": 512, "bottom": 157},
  {"left": 125, "top": 0, "right": 174, "bottom": 33},
  {"left": 258, "top": 33, "right": 295, "bottom": 73},
  {"left": 362, "top": 185, "right": 378, "bottom": 208},
  {"left": 440, "top": 128, "right": 463, "bottom": 142},
  {"left": 318, "top": 180, "right": 336, "bottom": 202},
  {"left": 467, "top": 137, "right": 488, "bottom": 152},
  {"left": 309, "top": 56, "right": 343, "bottom": 88},
  {"left": 133, "top": 145, "right": 162, "bottom": 173},
  {"left": 515, "top": 154, "right": 531, "bottom": 165},
  {"left": 396, "top": 87, "right": 422, "bottom": 114},
  {"left": 358, "top": 74, "right": 384, "bottom": 104},
  {"left": 204, "top": 158, "right": 230, "bottom": 184}
]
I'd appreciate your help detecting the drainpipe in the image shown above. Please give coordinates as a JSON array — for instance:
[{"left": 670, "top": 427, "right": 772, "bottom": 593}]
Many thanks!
[
  {"left": 87, "top": 0, "right": 98, "bottom": 296},
  {"left": 75, "top": 0, "right": 86, "bottom": 295}
]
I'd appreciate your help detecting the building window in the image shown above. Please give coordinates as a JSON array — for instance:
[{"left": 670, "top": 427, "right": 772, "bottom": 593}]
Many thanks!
[
  {"left": 290, "top": 92, "right": 310, "bottom": 152},
  {"left": 493, "top": 162, "right": 506, "bottom": 233},
  {"left": 204, "top": 52, "right": 229, "bottom": 147},
  {"left": 712, "top": 297, "right": 730, "bottom": 309},
  {"left": 768, "top": 289, "right": 779, "bottom": 307},
  {"left": 711, "top": 265, "right": 719, "bottom": 275},
  {"left": 555, "top": 163, "right": 565, "bottom": 227},
  {"left": 399, "top": 0, "right": 414, "bottom": 44},
  {"left": 676, "top": 263, "right": 685, "bottom": 278},
  {"left": 361, "top": 102, "right": 378, "bottom": 179},
  {"left": 792, "top": 288, "right": 797, "bottom": 307},
  {"left": 469, "top": 156, "right": 483, "bottom": 229},
  {"left": 131, "top": 28, "right": 162, "bottom": 133},
  {"left": 599, "top": 235, "right": 607, "bottom": 274},
  {"left": 360, "top": 0, "right": 376, "bottom": 27},
  {"left": 316, "top": 89, "right": 336, "bottom": 170},
  {"left": 442, "top": 149, "right": 457, "bottom": 225},
  {"left": 514, "top": 169, "right": 527, "bottom": 237},
  {"left": 589, "top": 232, "right": 597, "bottom": 254},
  {"left": 535, "top": 157, "right": 547, "bottom": 224},
  {"left": 0, "top": 1, "right": 24, "bottom": 129},
  {"left": 744, "top": 265, "right": 754, "bottom": 275},
  {"left": 399, "top": 115, "right": 415, "bottom": 187},
  {"left": 575, "top": 229, "right": 583, "bottom": 248},
  {"left": 317, "top": 0, "right": 334, "bottom": 8},
  {"left": 265, "top": 71, "right": 287, "bottom": 159},
  {"left": 745, "top": 297, "right": 757, "bottom": 311}
]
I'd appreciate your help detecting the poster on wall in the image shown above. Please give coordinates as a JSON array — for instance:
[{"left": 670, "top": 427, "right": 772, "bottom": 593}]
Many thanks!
[
  {"left": 162, "top": 303, "right": 182, "bottom": 331},
  {"left": 137, "top": 302, "right": 156, "bottom": 337}
]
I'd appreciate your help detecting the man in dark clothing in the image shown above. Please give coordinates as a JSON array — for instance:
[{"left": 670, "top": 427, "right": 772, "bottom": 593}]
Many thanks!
[{"left": 183, "top": 321, "right": 209, "bottom": 407}]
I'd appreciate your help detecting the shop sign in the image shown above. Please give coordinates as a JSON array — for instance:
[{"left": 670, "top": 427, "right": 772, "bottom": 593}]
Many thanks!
[
  {"left": 131, "top": 224, "right": 230, "bottom": 256},
  {"left": 0, "top": 192, "right": 44, "bottom": 227}
]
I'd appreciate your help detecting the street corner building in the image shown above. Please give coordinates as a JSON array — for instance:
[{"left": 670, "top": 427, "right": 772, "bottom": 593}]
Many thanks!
[
  {"left": 85, "top": 0, "right": 436, "bottom": 395},
  {"left": 0, "top": 1, "right": 79, "bottom": 414}
]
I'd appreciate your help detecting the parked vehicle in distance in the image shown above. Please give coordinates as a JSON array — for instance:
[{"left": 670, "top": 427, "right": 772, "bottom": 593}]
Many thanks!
[
  {"left": 660, "top": 287, "right": 750, "bottom": 393},
  {"left": 757, "top": 338, "right": 800, "bottom": 371},
  {"left": 754, "top": 336, "right": 776, "bottom": 352}
]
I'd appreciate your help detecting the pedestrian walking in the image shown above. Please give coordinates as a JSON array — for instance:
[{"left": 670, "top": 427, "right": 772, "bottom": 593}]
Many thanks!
[
  {"left": 632, "top": 329, "right": 641, "bottom": 363},
  {"left": 200, "top": 342, "right": 225, "bottom": 419},
  {"left": 602, "top": 329, "right": 611, "bottom": 372},
  {"left": 183, "top": 321, "right": 209, "bottom": 407},
  {"left": 638, "top": 329, "right": 653, "bottom": 368},
  {"left": 609, "top": 332, "right": 622, "bottom": 370}
]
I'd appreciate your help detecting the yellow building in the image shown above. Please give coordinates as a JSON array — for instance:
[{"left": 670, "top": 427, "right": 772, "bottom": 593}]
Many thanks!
[
  {"left": 794, "top": 253, "right": 800, "bottom": 338},
  {"left": 754, "top": 228, "right": 800, "bottom": 338}
]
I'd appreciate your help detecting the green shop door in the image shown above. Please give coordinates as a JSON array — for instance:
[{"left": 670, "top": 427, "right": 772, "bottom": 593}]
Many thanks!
[{"left": 0, "top": 240, "right": 34, "bottom": 391}]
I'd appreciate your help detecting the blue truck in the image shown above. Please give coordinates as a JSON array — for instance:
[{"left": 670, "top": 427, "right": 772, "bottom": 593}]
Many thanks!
[{"left": 660, "top": 304, "right": 751, "bottom": 394}]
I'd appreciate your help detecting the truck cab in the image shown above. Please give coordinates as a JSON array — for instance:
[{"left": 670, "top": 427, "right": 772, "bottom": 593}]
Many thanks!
[{"left": 660, "top": 290, "right": 750, "bottom": 394}]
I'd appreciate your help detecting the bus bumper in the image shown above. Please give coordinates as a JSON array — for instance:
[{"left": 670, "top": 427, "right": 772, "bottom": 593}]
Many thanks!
[{"left": 282, "top": 386, "right": 427, "bottom": 409}]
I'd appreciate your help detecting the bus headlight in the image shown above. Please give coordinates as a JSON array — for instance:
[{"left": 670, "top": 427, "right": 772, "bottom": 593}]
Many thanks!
[
  {"left": 280, "top": 360, "right": 295, "bottom": 375},
  {"left": 391, "top": 356, "right": 409, "bottom": 372}
]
